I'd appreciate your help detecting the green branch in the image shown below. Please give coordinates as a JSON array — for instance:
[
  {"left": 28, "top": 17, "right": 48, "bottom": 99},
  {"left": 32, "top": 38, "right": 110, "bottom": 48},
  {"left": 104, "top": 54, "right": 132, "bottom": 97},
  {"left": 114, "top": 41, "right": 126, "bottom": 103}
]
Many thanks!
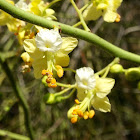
[
  {"left": 0, "top": 129, "right": 30, "bottom": 140},
  {"left": 0, "top": 58, "right": 34, "bottom": 140},
  {"left": 0, "top": 0, "right": 140, "bottom": 63}
]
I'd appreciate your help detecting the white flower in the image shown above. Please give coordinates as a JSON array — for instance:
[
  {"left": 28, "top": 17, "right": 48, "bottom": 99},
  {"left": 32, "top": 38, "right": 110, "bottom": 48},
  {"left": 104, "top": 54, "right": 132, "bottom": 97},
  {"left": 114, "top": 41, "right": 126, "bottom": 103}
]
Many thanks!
[
  {"left": 15, "top": 0, "right": 29, "bottom": 11},
  {"left": 75, "top": 67, "right": 96, "bottom": 90},
  {"left": 35, "top": 29, "right": 62, "bottom": 52}
]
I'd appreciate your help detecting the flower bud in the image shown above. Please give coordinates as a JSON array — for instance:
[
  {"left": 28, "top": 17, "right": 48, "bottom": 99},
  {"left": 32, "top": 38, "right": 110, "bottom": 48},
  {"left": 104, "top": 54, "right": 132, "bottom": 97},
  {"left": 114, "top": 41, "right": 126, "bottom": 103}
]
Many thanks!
[
  {"left": 110, "top": 64, "right": 124, "bottom": 74},
  {"left": 125, "top": 68, "right": 140, "bottom": 81},
  {"left": 42, "top": 76, "right": 48, "bottom": 86},
  {"left": 43, "top": 93, "right": 64, "bottom": 105},
  {"left": 43, "top": 93, "right": 55, "bottom": 104}
]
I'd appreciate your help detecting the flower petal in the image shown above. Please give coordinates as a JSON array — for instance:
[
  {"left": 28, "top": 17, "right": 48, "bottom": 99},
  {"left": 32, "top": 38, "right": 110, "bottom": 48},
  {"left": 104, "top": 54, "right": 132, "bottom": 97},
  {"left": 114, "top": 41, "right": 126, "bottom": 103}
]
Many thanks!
[
  {"left": 91, "top": 96, "right": 111, "bottom": 112},
  {"left": 32, "top": 58, "right": 47, "bottom": 79},
  {"left": 83, "top": 3, "right": 102, "bottom": 21},
  {"left": 96, "top": 78, "right": 115, "bottom": 98},
  {"left": 59, "top": 37, "right": 78, "bottom": 54},
  {"left": 77, "top": 88, "right": 86, "bottom": 101},
  {"left": 54, "top": 53, "right": 70, "bottom": 67},
  {"left": 23, "top": 39, "right": 44, "bottom": 59},
  {"left": 75, "top": 67, "right": 96, "bottom": 90}
]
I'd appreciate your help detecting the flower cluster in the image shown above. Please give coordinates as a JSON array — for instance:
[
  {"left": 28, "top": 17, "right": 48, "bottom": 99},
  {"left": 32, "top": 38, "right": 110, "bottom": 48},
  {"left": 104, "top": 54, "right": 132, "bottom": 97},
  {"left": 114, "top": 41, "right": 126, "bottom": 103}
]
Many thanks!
[
  {"left": 67, "top": 67, "right": 115, "bottom": 123},
  {"left": 0, "top": 0, "right": 124, "bottom": 125},
  {"left": 22, "top": 28, "right": 78, "bottom": 87},
  {"left": 0, "top": 0, "right": 57, "bottom": 44},
  {"left": 83, "top": 0, "right": 123, "bottom": 22}
]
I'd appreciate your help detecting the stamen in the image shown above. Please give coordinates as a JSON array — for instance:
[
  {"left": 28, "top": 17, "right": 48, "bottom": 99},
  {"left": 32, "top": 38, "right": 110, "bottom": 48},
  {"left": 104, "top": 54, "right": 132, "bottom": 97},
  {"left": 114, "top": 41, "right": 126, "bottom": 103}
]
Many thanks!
[
  {"left": 71, "top": 117, "right": 78, "bottom": 124},
  {"left": 77, "top": 110, "right": 83, "bottom": 117},
  {"left": 56, "top": 65, "right": 64, "bottom": 78},
  {"left": 83, "top": 111, "right": 89, "bottom": 120},
  {"left": 42, "top": 69, "right": 48, "bottom": 75},
  {"left": 89, "top": 110, "right": 95, "bottom": 119},
  {"left": 74, "top": 99, "right": 80, "bottom": 104},
  {"left": 115, "top": 14, "right": 121, "bottom": 22},
  {"left": 48, "top": 78, "right": 57, "bottom": 88}
]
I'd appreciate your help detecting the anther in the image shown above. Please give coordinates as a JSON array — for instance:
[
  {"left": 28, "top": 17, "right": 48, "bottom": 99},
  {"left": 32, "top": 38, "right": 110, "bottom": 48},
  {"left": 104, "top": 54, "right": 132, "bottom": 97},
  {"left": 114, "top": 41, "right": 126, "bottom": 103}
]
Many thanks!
[
  {"left": 77, "top": 110, "right": 83, "bottom": 117},
  {"left": 75, "top": 99, "right": 80, "bottom": 104},
  {"left": 42, "top": 70, "right": 48, "bottom": 75},
  {"left": 89, "top": 110, "right": 95, "bottom": 119},
  {"left": 71, "top": 117, "right": 78, "bottom": 124},
  {"left": 56, "top": 65, "right": 64, "bottom": 78},
  {"left": 83, "top": 111, "right": 89, "bottom": 120},
  {"left": 115, "top": 14, "right": 121, "bottom": 22}
]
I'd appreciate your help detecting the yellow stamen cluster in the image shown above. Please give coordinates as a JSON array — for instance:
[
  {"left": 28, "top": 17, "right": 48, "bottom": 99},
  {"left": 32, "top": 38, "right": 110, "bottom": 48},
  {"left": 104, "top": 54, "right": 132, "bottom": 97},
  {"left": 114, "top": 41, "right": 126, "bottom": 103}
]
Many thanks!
[
  {"left": 42, "top": 69, "right": 57, "bottom": 88},
  {"left": 70, "top": 102, "right": 95, "bottom": 124},
  {"left": 55, "top": 65, "right": 64, "bottom": 78},
  {"left": 115, "top": 14, "right": 121, "bottom": 22}
]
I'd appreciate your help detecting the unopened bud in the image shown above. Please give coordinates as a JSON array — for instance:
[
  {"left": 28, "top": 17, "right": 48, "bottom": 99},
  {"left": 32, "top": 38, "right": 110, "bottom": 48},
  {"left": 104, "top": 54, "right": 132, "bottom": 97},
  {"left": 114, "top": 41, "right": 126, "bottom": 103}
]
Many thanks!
[
  {"left": 125, "top": 68, "right": 140, "bottom": 81},
  {"left": 110, "top": 64, "right": 124, "bottom": 74}
]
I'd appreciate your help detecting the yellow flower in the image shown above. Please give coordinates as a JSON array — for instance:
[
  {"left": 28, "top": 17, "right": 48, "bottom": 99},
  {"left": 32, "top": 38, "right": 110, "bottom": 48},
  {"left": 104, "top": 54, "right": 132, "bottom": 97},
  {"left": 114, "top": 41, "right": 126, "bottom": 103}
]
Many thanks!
[
  {"left": 23, "top": 29, "right": 78, "bottom": 79},
  {"left": 0, "top": 0, "right": 27, "bottom": 32},
  {"left": 67, "top": 67, "right": 115, "bottom": 123},
  {"left": 83, "top": 0, "right": 123, "bottom": 22}
]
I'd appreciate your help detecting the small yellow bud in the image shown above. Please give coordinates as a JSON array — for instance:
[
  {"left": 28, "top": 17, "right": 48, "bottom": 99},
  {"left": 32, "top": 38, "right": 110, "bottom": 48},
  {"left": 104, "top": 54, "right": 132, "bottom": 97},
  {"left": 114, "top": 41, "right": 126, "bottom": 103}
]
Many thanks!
[
  {"left": 74, "top": 99, "right": 80, "bottom": 104},
  {"left": 110, "top": 64, "right": 124, "bottom": 74},
  {"left": 56, "top": 65, "right": 64, "bottom": 78},
  {"left": 89, "top": 110, "right": 95, "bottom": 119},
  {"left": 71, "top": 117, "right": 78, "bottom": 124}
]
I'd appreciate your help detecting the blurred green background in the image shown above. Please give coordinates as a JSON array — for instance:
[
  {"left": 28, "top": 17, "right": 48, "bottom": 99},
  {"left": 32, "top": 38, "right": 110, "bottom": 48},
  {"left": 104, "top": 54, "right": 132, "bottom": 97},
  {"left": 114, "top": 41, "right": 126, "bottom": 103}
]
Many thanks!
[{"left": 0, "top": 0, "right": 140, "bottom": 140}]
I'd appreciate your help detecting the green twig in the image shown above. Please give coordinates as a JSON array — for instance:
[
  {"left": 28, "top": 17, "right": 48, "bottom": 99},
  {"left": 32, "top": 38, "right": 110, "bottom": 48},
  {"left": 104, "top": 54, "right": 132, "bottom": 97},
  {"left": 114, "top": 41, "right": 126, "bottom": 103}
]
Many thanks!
[
  {"left": 0, "top": 0, "right": 140, "bottom": 63},
  {"left": 70, "top": 0, "right": 90, "bottom": 31},
  {"left": 0, "top": 58, "right": 34, "bottom": 140},
  {"left": 0, "top": 129, "right": 30, "bottom": 140},
  {"left": 96, "top": 57, "right": 120, "bottom": 76}
]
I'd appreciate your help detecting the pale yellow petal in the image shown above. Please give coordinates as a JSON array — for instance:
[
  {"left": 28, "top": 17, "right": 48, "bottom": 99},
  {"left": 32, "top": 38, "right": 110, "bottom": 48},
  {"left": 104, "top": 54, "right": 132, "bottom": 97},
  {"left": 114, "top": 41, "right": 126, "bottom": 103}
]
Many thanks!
[
  {"left": 59, "top": 37, "right": 78, "bottom": 54},
  {"left": 103, "top": 10, "right": 117, "bottom": 22},
  {"left": 54, "top": 53, "right": 70, "bottom": 67},
  {"left": 77, "top": 88, "right": 86, "bottom": 101},
  {"left": 32, "top": 58, "right": 47, "bottom": 79},
  {"left": 23, "top": 39, "right": 44, "bottom": 59},
  {"left": 83, "top": 3, "right": 102, "bottom": 21},
  {"left": 91, "top": 96, "right": 111, "bottom": 112},
  {"left": 96, "top": 78, "right": 115, "bottom": 98}
]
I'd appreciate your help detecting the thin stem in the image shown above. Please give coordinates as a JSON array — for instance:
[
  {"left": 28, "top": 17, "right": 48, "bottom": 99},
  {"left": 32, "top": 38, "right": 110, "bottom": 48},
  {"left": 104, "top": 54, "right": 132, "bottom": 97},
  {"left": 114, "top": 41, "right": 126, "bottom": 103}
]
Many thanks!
[
  {"left": 55, "top": 84, "right": 76, "bottom": 96},
  {"left": 96, "top": 57, "right": 120, "bottom": 76},
  {"left": 73, "top": 21, "right": 82, "bottom": 27},
  {"left": 0, "top": 58, "right": 34, "bottom": 140},
  {"left": 45, "top": 0, "right": 62, "bottom": 9},
  {"left": 63, "top": 68, "right": 76, "bottom": 73},
  {"left": 70, "top": 0, "right": 90, "bottom": 31},
  {"left": 62, "top": 88, "right": 76, "bottom": 100},
  {"left": 0, "top": 129, "right": 30, "bottom": 140},
  {"left": 0, "top": 0, "right": 140, "bottom": 63},
  {"left": 80, "top": 4, "right": 88, "bottom": 12}
]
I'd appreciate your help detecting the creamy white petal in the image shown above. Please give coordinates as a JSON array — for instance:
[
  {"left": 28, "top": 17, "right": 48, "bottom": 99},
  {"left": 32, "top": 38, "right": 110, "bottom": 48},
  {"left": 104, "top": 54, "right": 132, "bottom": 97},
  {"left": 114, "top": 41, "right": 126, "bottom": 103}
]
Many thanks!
[
  {"left": 75, "top": 67, "right": 96, "bottom": 90},
  {"left": 35, "top": 29, "right": 62, "bottom": 52}
]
